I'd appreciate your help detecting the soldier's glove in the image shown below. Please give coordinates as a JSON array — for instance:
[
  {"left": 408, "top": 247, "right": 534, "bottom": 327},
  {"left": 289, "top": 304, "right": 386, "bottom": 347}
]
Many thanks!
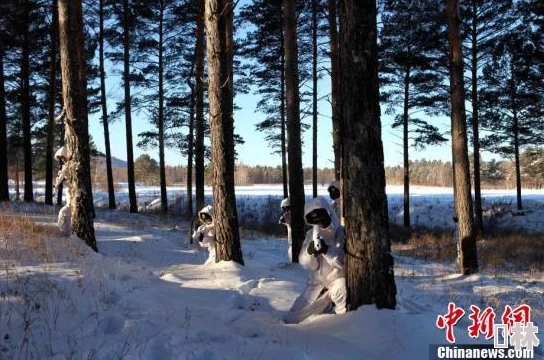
[
  {"left": 199, "top": 233, "right": 204, "bottom": 242},
  {"left": 307, "top": 238, "right": 328, "bottom": 257}
]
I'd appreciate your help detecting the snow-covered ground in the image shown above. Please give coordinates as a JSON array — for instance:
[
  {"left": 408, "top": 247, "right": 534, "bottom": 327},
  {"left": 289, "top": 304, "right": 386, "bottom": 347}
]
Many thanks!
[{"left": 0, "top": 185, "right": 543, "bottom": 359}]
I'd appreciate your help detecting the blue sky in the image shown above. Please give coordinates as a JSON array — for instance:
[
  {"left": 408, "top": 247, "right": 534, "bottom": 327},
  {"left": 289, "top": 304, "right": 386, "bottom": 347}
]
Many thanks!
[
  {"left": 88, "top": 79, "right": 455, "bottom": 169},
  {"left": 87, "top": 0, "right": 459, "bottom": 170}
]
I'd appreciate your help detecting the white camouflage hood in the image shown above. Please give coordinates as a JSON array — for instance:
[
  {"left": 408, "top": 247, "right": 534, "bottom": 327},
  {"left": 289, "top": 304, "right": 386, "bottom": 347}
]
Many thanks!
[
  {"left": 198, "top": 205, "right": 214, "bottom": 224},
  {"left": 304, "top": 196, "right": 339, "bottom": 230}
]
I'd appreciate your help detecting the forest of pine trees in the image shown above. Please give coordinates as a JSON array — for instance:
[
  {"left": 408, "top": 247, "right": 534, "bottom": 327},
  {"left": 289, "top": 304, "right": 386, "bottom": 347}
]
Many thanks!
[{"left": 0, "top": 0, "right": 542, "bottom": 307}]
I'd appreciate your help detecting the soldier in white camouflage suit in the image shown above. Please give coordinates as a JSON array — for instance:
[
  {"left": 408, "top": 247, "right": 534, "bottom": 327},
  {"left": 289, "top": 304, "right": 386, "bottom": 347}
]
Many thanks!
[
  {"left": 192, "top": 205, "right": 216, "bottom": 264},
  {"left": 55, "top": 146, "right": 71, "bottom": 237},
  {"left": 284, "top": 196, "right": 346, "bottom": 324},
  {"left": 278, "top": 197, "right": 293, "bottom": 262},
  {"left": 327, "top": 180, "right": 341, "bottom": 221}
]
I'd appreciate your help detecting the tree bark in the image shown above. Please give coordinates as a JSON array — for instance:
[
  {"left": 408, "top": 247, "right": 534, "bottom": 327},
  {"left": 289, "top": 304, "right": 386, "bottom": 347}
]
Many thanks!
[
  {"left": 58, "top": 0, "right": 98, "bottom": 251},
  {"left": 99, "top": 0, "right": 116, "bottom": 210},
  {"left": 513, "top": 110, "right": 522, "bottom": 211},
  {"left": 187, "top": 79, "right": 195, "bottom": 216},
  {"left": 123, "top": 0, "right": 137, "bottom": 213},
  {"left": 15, "top": 152, "right": 20, "bottom": 200},
  {"left": 328, "top": 0, "right": 341, "bottom": 180},
  {"left": 283, "top": 0, "right": 305, "bottom": 263},
  {"left": 0, "top": 36, "right": 8, "bottom": 201},
  {"left": 158, "top": 0, "right": 168, "bottom": 213},
  {"left": 403, "top": 68, "right": 410, "bottom": 230},
  {"left": 45, "top": 0, "right": 59, "bottom": 206},
  {"left": 280, "top": 27, "right": 288, "bottom": 199},
  {"left": 312, "top": 0, "right": 318, "bottom": 198},
  {"left": 22, "top": 0, "right": 33, "bottom": 202},
  {"left": 195, "top": 0, "right": 206, "bottom": 212},
  {"left": 340, "top": 0, "right": 397, "bottom": 310},
  {"left": 470, "top": 0, "right": 482, "bottom": 236},
  {"left": 446, "top": 0, "right": 478, "bottom": 275},
  {"left": 205, "top": 0, "right": 244, "bottom": 265}
]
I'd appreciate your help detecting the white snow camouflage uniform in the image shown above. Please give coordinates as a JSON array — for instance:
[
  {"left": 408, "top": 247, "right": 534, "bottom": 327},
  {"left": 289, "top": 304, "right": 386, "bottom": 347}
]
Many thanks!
[
  {"left": 284, "top": 196, "right": 346, "bottom": 324},
  {"left": 279, "top": 197, "right": 292, "bottom": 262},
  {"left": 55, "top": 146, "right": 71, "bottom": 237},
  {"left": 192, "top": 205, "right": 216, "bottom": 264},
  {"left": 327, "top": 180, "right": 341, "bottom": 220}
]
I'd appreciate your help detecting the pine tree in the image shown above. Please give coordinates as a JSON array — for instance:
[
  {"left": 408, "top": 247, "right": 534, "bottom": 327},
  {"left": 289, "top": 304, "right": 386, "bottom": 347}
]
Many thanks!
[
  {"left": 311, "top": 0, "right": 318, "bottom": 198},
  {"left": 134, "top": 153, "right": 159, "bottom": 185},
  {"left": 341, "top": 0, "right": 397, "bottom": 310},
  {"left": 98, "top": 0, "right": 116, "bottom": 209},
  {"left": 3, "top": 0, "right": 51, "bottom": 203},
  {"left": 194, "top": 0, "right": 206, "bottom": 212},
  {"left": 327, "top": 0, "right": 341, "bottom": 180},
  {"left": 101, "top": 0, "right": 141, "bottom": 212},
  {"left": 21, "top": 0, "right": 33, "bottom": 202},
  {"left": 58, "top": 0, "right": 98, "bottom": 251},
  {"left": 131, "top": 1, "right": 170, "bottom": 213},
  {"left": 134, "top": 0, "right": 206, "bottom": 215},
  {"left": 0, "top": 34, "right": 8, "bottom": 201},
  {"left": 205, "top": 0, "right": 244, "bottom": 265},
  {"left": 446, "top": 0, "right": 478, "bottom": 275},
  {"left": 380, "top": 0, "right": 448, "bottom": 231},
  {"left": 44, "top": 0, "right": 59, "bottom": 205},
  {"left": 238, "top": 0, "right": 315, "bottom": 198},
  {"left": 480, "top": 25, "right": 544, "bottom": 211},
  {"left": 186, "top": 77, "right": 195, "bottom": 216},
  {"left": 463, "top": 0, "right": 514, "bottom": 236},
  {"left": 283, "top": 0, "right": 306, "bottom": 263},
  {"left": 238, "top": 0, "right": 288, "bottom": 197},
  {"left": 105, "top": 0, "right": 145, "bottom": 213}
]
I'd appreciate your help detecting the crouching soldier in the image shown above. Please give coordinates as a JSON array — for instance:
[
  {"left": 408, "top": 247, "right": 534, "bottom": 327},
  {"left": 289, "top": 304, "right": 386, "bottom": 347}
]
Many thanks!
[
  {"left": 284, "top": 196, "right": 346, "bottom": 324},
  {"left": 278, "top": 197, "right": 293, "bottom": 262},
  {"left": 192, "top": 205, "right": 216, "bottom": 264},
  {"left": 55, "top": 146, "right": 71, "bottom": 237}
]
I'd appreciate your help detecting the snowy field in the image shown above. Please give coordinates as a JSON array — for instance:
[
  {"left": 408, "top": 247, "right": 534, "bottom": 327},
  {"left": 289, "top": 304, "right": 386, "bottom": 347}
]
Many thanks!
[
  {"left": 0, "top": 184, "right": 543, "bottom": 359},
  {"left": 25, "top": 182, "right": 544, "bottom": 233}
]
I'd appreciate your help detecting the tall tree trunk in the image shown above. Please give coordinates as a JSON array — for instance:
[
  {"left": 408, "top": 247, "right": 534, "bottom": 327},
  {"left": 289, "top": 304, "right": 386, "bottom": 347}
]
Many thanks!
[
  {"left": 186, "top": 80, "right": 195, "bottom": 216},
  {"left": 340, "top": 0, "right": 397, "bottom": 311},
  {"left": 328, "top": 0, "right": 341, "bottom": 180},
  {"left": 22, "top": 0, "right": 33, "bottom": 202},
  {"left": 470, "top": 0, "right": 482, "bottom": 236},
  {"left": 99, "top": 0, "right": 116, "bottom": 210},
  {"left": 403, "top": 68, "right": 410, "bottom": 230},
  {"left": 0, "top": 37, "right": 9, "bottom": 201},
  {"left": 45, "top": 0, "right": 59, "bottom": 206},
  {"left": 58, "top": 0, "right": 98, "bottom": 251},
  {"left": 280, "top": 28, "right": 288, "bottom": 199},
  {"left": 15, "top": 153, "right": 20, "bottom": 200},
  {"left": 446, "top": 0, "right": 478, "bottom": 275},
  {"left": 205, "top": 0, "right": 244, "bottom": 265},
  {"left": 312, "top": 0, "right": 318, "bottom": 198},
  {"left": 283, "top": 0, "right": 305, "bottom": 263},
  {"left": 158, "top": 0, "right": 167, "bottom": 213},
  {"left": 513, "top": 110, "right": 522, "bottom": 211},
  {"left": 123, "top": 0, "right": 137, "bottom": 213},
  {"left": 56, "top": 127, "right": 65, "bottom": 206},
  {"left": 195, "top": 0, "right": 206, "bottom": 212}
]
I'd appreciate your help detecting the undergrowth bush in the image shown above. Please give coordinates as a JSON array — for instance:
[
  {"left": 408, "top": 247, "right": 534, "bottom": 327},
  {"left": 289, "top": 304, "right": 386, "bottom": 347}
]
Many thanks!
[
  {"left": 391, "top": 226, "right": 457, "bottom": 262},
  {"left": 0, "top": 213, "right": 57, "bottom": 263},
  {"left": 391, "top": 223, "right": 544, "bottom": 272}
]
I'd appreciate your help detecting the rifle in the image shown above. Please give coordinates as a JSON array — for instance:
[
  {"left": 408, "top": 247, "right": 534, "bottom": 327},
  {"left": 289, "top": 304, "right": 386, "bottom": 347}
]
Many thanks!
[{"left": 312, "top": 225, "right": 322, "bottom": 252}]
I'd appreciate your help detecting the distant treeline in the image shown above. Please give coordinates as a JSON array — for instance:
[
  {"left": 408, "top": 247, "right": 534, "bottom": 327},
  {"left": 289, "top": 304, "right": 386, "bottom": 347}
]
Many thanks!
[
  {"left": 90, "top": 149, "right": 544, "bottom": 190},
  {"left": 384, "top": 151, "right": 544, "bottom": 189}
]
